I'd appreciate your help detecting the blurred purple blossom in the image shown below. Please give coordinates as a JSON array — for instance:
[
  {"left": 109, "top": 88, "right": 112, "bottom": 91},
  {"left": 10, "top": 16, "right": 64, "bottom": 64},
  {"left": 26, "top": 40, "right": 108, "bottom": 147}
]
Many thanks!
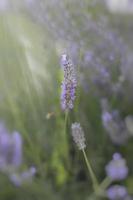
[
  {"left": 10, "top": 166, "right": 36, "bottom": 186},
  {"left": 12, "top": 132, "right": 23, "bottom": 168},
  {"left": 0, "top": 123, "right": 22, "bottom": 172},
  {"left": 105, "top": 153, "right": 128, "bottom": 181},
  {"left": 101, "top": 99, "right": 130, "bottom": 145},
  {"left": 0, "top": 0, "right": 9, "bottom": 11},
  {"left": 107, "top": 185, "right": 128, "bottom": 200},
  {"left": 84, "top": 51, "right": 94, "bottom": 64}
]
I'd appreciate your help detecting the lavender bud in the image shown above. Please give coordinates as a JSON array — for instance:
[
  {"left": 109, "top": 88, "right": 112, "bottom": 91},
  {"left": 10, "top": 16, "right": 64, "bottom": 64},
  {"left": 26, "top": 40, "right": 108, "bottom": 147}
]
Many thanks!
[
  {"left": 107, "top": 185, "right": 128, "bottom": 200},
  {"left": 60, "top": 54, "right": 77, "bottom": 111},
  {"left": 105, "top": 153, "right": 128, "bottom": 181},
  {"left": 71, "top": 123, "right": 86, "bottom": 150},
  {"left": 60, "top": 54, "right": 69, "bottom": 68}
]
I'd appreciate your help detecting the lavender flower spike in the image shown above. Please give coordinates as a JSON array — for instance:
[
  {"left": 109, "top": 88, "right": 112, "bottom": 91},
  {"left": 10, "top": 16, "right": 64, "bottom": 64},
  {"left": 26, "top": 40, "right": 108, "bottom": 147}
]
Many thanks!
[
  {"left": 71, "top": 123, "right": 86, "bottom": 150},
  {"left": 60, "top": 54, "right": 77, "bottom": 111}
]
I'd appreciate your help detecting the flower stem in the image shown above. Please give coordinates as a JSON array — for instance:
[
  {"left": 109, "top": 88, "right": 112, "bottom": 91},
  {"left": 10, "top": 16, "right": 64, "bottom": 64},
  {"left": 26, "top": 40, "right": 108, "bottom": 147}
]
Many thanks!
[
  {"left": 99, "top": 177, "right": 112, "bottom": 190},
  {"left": 64, "top": 110, "right": 69, "bottom": 135},
  {"left": 88, "top": 177, "right": 112, "bottom": 199},
  {"left": 82, "top": 149, "right": 99, "bottom": 192},
  {"left": 63, "top": 110, "right": 70, "bottom": 169}
]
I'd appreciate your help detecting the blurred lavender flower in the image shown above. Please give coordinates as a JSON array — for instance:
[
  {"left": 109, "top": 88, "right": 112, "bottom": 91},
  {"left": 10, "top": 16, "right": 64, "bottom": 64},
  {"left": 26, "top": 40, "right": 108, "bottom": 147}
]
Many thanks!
[
  {"left": 0, "top": 0, "right": 9, "bottom": 11},
  {"left": 107, "top": 185, "right": 128, "bottom": 200},
  {"left": 60, "top": 54, "right": 77, "bottom": 110},
  {"left": 12, "top": 132, "right": 23, "bottom": 168},
  {"left": 101, "top": 98, "right": 130, "bottom": 145},
  {"left": 10, "top": 166, "right": 36, "bottom": 186},
  {"left": 92, "top": 66, "right": 112, "bottom": 93},
  {"left": 105, "top": 153, "right": 128, "bottom": 181},
  {"left": 71, "top": 123, "right": 86, "bottom": 150},
  {"left": 0, "top": 123, "right": 22, "bottom": 172},
  {"left": 84, "top": 51, "right": 94, "bottom": 64}
]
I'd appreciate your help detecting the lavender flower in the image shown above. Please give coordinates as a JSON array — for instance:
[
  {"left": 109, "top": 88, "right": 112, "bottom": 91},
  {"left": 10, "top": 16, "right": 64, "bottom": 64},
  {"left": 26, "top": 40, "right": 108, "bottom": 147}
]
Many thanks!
[
  {"left": 71, "top": 123, "right": 86, "bottom": 150},
  {"left": 10, "top": 166, "right": 36, "bottom": 186},
  {"left": 107, "top": 185, "right": 128, "bottom": 200},
  {"left": 0, "top": 123, "right": 22, "bottom": 172},
  {"left": 105, "top": 153, "right": 128, "bottom": 181},
  {"left": 12, "top": 132, "right": 23, "bottom": 167},
  {"left": 60, "top": 54, "right": 77, "bottom": 111},
  {"left": 101, "top": 99, "right": 129, "bottom": 145}
]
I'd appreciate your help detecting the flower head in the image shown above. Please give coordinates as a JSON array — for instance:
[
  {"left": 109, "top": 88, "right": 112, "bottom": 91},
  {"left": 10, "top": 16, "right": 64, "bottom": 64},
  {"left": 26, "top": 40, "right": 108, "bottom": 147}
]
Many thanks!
[
  {"left": 71, "top": 123, "right": 86, "bottom": 150},
  {"left": 60, "top": 54, "right": 77, "bottom": 111},
  {"left": 105, "top": 153, "right": 128, "bottom": 181},
  {"left": 107, "top": 185, "right": 128, "bottom": 200}
]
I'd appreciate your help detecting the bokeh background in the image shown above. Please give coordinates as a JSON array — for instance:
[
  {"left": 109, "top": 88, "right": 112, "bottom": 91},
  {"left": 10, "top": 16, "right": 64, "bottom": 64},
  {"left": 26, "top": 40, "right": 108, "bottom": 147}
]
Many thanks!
[{"left": 0, "top": 0, "right": 133, "bottom": 199}]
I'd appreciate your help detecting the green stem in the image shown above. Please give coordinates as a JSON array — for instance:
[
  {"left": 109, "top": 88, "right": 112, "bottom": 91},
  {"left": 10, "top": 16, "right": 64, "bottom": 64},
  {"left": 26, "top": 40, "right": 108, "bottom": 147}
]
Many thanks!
[
  {"left": 64, "top": 110, "right": 69, "bottom": 135},
  {"left": 99, "top": 177, "right": 112, "bottom": 190},
  {"left": 63, "top": 110, "right": 70, "bottom": 169},
  {"left": 82, "top": 149, "right": 99, "bottom": 192},
  {"left": 88, "top": 177, "right": 112, "bottom": 199}
]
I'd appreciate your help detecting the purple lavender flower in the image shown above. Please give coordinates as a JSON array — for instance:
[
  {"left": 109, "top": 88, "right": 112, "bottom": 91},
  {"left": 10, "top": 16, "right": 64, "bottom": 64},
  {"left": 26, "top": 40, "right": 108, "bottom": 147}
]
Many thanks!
[
  {"left": 105, "top": 153, "right": 128, "bottom": 181},
  {"left": 107, "top": 185, "right": 128, "bottom": 200},
  {"left": 101, "top": 99, "right": 130, "bottom": 145},
  {"left": 12, "top": 132, "right": 23, "bottom": 167},
  {"left": 0, "top": 123, "right": 22, "bottom": 171},
  {"left": 60, "top": 54, "right": 77, "bottom": 111},
  {"left": 10, "top": 166, "right": 36, "bottom": 186}
]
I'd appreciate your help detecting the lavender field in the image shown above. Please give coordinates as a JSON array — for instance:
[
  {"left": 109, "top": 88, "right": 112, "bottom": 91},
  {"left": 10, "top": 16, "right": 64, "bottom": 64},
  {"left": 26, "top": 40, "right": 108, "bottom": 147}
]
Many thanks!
[{"left": 0, "top": 0, "right": 133, "bottom": 199}]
